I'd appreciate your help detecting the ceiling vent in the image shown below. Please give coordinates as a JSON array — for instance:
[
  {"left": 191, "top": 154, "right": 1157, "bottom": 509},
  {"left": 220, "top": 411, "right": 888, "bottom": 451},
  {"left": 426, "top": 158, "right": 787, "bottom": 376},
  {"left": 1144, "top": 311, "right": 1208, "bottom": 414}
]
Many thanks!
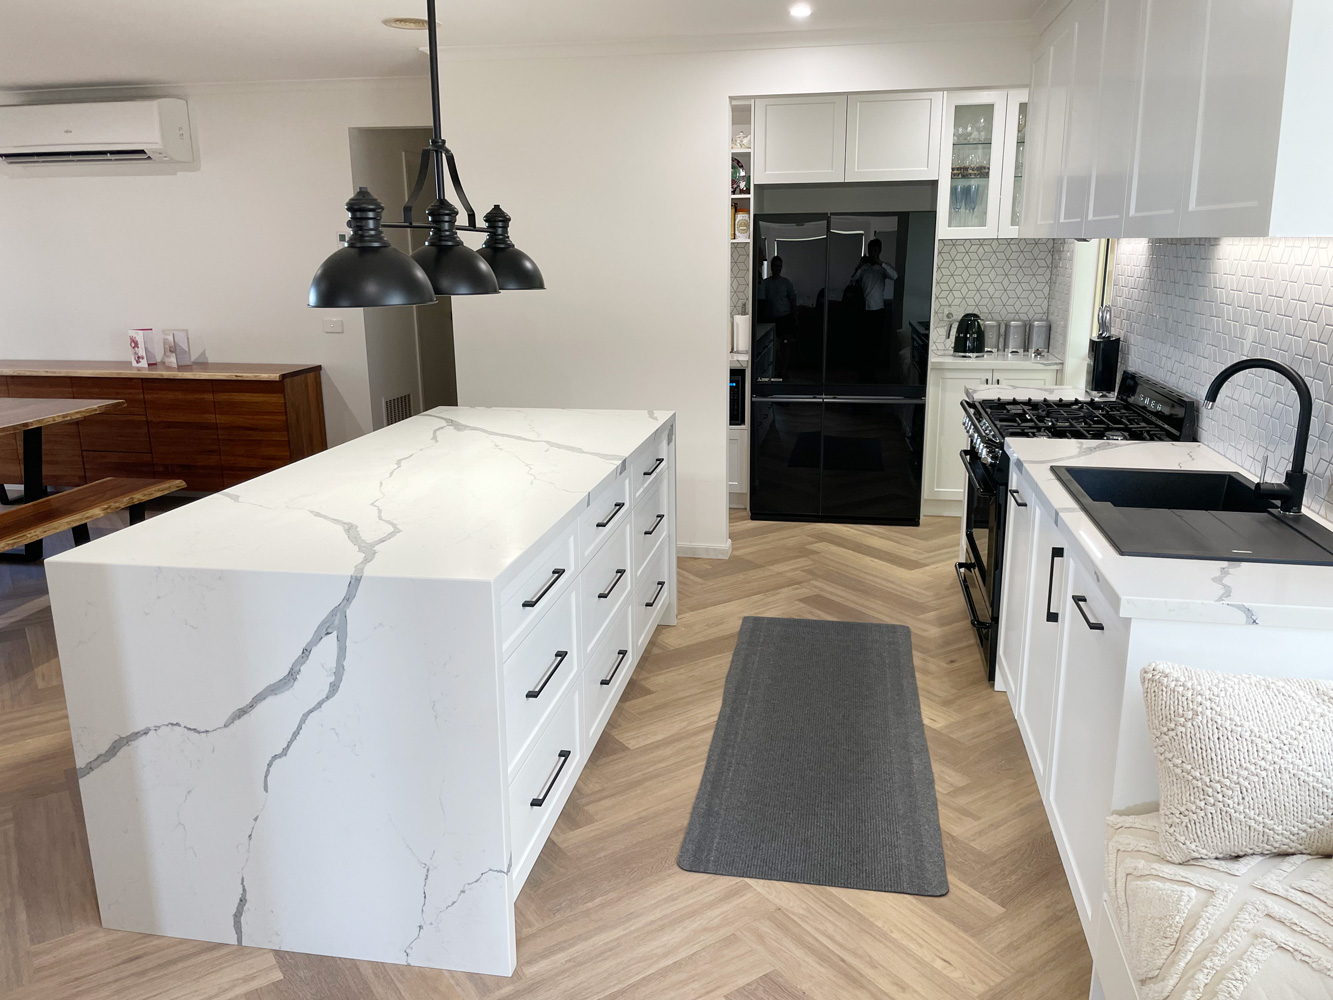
[{"left": 0, "top": 98, "right": 193, "bottom": 165}]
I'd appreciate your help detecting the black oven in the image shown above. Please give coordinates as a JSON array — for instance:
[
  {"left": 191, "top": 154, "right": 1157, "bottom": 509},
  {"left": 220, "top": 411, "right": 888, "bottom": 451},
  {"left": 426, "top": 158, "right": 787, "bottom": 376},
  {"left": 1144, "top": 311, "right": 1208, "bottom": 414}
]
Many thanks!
[{"left": 955, "top": 446, "right": 1005, "bottom": 681}]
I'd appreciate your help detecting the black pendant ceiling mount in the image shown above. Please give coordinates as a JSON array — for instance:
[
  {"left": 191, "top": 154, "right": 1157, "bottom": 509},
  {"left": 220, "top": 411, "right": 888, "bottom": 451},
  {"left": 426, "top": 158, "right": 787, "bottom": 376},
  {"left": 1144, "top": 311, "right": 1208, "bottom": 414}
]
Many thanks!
[{"left": 308, "top": 0, "right": 542, "bottom": 308}]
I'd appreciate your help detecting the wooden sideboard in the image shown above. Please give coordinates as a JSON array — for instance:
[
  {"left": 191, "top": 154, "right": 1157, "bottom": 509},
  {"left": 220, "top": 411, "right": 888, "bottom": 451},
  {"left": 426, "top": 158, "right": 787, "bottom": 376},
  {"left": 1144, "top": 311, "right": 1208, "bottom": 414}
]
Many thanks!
[{"left": 0, "top": 362, "right": 326, "bottom": 491}]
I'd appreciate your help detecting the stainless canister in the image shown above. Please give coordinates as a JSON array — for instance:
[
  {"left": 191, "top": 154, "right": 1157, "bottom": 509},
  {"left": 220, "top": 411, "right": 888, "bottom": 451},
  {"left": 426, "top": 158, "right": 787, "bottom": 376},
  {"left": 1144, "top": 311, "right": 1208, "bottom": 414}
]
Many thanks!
[
  {"left": 983, "top": 320, "right": 1001, "bottom": 352},
  {"left": 1004, "top": 319, "right": 1028, "bottom": 353},
  {"left": 1029, "top": 319, "right": 1052, "bottom": 353}
]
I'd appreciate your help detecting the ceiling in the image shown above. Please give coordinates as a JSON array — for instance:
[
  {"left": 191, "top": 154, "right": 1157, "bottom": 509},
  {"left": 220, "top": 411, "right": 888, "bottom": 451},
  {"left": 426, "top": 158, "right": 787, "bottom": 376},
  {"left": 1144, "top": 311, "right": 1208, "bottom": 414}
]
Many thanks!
[{"left": 1, "top": 0, "right": 1057, "bottom": 91}]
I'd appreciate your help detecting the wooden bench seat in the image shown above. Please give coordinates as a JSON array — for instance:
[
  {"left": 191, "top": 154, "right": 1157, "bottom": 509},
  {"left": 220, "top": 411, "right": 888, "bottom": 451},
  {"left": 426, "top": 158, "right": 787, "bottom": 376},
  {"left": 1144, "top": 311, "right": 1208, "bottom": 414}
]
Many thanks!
[{"left": 0, "top": 477, "right": 185, "bottom": 553}]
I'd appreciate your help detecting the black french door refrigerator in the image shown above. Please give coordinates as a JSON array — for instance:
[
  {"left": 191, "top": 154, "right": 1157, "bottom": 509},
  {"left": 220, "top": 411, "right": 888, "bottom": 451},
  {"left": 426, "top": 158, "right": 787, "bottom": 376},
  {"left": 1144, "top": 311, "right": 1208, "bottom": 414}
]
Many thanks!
[{"left": 750, "top": 210, "right": 935, "bottom": 524}]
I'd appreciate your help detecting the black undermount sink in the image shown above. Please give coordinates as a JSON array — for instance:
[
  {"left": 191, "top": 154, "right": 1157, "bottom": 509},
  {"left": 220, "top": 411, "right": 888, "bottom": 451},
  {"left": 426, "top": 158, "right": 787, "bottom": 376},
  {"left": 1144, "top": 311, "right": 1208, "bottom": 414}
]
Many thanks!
[{"left": 1052, "top": 466, "right": 1333, "bottom": 566}]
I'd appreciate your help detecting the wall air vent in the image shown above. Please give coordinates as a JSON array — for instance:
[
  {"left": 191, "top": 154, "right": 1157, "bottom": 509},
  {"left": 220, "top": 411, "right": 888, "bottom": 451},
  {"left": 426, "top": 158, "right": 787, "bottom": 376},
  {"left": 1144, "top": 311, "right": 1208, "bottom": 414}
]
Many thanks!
[
  {"left": 0, "top": 149, "right": 154, "bottom": 164},
  {"left": 384, "top": 393, "right": 414, "bottom": 426}
]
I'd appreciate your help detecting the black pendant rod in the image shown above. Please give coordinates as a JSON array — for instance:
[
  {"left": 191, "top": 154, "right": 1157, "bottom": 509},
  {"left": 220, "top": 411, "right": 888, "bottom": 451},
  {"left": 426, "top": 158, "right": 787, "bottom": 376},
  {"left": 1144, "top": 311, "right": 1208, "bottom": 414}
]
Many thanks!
[{"left": 426, "top": 0, "right": 446, "bottom": 205}]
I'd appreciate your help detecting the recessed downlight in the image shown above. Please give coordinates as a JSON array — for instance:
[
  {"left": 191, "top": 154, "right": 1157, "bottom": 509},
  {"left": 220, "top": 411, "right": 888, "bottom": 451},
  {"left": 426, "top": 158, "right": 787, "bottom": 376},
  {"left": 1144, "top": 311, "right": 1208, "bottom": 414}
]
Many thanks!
[
  {"left": 789, "top": 2, "right": 812, "bottom": 18},
  {"left": 382, "top": 16, "right": 431, "bottom": 29}
]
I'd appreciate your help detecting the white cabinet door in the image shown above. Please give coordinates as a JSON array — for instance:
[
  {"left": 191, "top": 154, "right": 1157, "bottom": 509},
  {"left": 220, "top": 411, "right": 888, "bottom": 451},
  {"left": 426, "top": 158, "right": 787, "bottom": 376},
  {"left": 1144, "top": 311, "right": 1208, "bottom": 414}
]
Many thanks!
[
  {"left": 1031, "top": 20, "right": 1078, "bottom": 236},
  {"left": 1178, "top": 1, "right": 1291, "bottom": 237},
  {"left": 937, "top": 90, "right": 1010, "bottom": 238},
  {"left": 996, "top": 471, "right": 1036, "bottom": 703},
  {"left": 923, "top": 370, "right": 988, "bottom": 502},
  {"left": 726, "top": 428, "right": 742, "bottom": 493},
  {"left": 1124, "top": 0, "right": 1200, "bottom": 237},
  {"left": 1048, "top": 556, "right": 1130, "bottom": 931},
  {"left": 845, "top": 91, "right": 942, "bottom": 182},
  {"left": 753, "top": 95, "right": 848, "bottom": 184},
  {"left": 1056, "top": 0, "right": 1106, "bottom": 236},
  {"left": 997, "top": 89, "right": 1029, "bottom": 238},
  {"left": 1017, "top": 505, "right": 1066, "bottom": 791},
  {"left": 1085, "top": 0, "right": 1146, "bottom": 237},
  {"left": 998, "top": 368, "right": 1062, "bottom": 389}
]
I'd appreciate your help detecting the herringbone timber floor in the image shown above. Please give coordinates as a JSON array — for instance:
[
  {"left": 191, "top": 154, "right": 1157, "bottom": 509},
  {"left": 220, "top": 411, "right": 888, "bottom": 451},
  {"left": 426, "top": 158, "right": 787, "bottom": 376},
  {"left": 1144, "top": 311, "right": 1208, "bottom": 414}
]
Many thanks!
[{"left": 0, "top": 510, "right": 1091, "bottom": 1000}]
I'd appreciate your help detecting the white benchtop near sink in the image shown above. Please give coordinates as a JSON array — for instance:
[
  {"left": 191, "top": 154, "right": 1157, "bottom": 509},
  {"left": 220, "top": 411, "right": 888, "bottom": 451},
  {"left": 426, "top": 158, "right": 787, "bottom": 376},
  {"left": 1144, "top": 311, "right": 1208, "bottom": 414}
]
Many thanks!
[{"left": 1007, "top": 436, "right": 1333, "bottom": 630}]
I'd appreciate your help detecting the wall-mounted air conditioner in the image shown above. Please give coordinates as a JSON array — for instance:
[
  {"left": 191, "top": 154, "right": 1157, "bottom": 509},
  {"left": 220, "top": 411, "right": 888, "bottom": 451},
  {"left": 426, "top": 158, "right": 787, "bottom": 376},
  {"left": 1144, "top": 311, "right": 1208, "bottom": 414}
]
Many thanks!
[{"left": 0, "top": 98, "right": 192, "bottom": 165}]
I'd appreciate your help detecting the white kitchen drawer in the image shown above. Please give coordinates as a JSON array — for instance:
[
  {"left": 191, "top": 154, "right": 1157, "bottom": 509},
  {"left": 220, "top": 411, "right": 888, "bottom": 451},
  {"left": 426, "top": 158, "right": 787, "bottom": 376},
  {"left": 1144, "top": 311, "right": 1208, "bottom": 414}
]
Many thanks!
[
  {"left": 499, "top": 525, "right": 578, "bottom": 658},
  {"left": 583, "top": 600, "right": 633, "bottom": 748},
  {"left": 579, "top": 518, "right": 631, "bottom": 655},
  {"left": 630, "top": 432, "right": 669, "bottom": 501},
  {"left": 578, "top": 469, "right": 630, "bottom": 563},
  {"left": 508, "top": 682, "right": 580, "bottom": 891},
  {"left": 631, "top": 473, "right": 669, "bottom": 576},
  {"left": 503, "top": 586, "right": 578, "bottom": 774},
  {"left": 632, "top": 542, "right": 670, "bottom": 657}
]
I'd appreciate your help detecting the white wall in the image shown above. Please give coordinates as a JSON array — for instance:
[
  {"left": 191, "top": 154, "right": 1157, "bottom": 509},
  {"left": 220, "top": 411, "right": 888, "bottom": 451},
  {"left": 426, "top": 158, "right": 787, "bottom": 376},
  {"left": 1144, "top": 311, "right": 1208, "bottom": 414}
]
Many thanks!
[
  {"left": 437, "top": 38, "right": 1034, "bottom": 550},
  {"left": 0, "top": 36, "right": 1033, "bottom": 550},
  {"left": 0, "top": 78, "right": 432, "bottom": 446}
]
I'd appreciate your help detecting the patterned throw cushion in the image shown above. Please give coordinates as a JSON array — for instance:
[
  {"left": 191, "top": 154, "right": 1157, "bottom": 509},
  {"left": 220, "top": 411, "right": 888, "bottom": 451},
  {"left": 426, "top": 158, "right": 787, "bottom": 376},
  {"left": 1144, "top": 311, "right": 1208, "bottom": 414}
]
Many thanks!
[
  {"left": 1106, "top": 813, "right": 1333, "bottom": 1000},
  {"left": 1140, "top": 662, "right": 1333, "bottom": 864}
]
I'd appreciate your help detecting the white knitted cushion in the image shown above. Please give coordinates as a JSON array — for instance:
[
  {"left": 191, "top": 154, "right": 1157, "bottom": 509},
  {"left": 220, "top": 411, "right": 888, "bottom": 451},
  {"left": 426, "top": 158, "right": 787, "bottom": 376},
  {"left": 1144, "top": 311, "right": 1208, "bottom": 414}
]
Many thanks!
[
  {"left": 1141, "top": 662, "right": 1333, "bottom": 864},
  {"left": 1106, "top": 813, "right": 1333, "bottom": 1000}
]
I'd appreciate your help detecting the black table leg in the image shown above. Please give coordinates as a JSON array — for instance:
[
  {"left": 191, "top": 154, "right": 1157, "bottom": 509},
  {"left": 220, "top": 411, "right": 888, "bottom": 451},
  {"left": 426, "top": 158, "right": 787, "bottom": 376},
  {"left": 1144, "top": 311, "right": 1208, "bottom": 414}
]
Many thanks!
[{"left": 1, "top": 427, "right": 46, "bottom": 561}]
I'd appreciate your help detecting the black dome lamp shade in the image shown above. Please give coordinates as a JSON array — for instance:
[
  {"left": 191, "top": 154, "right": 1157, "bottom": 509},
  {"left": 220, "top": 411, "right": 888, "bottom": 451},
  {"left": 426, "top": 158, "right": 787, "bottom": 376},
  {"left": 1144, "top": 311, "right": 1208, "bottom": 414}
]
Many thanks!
[
  {"left": 309, "top": 188, "right": 436, "bottom": 308},
  {"left": 477, "top": 205, "right": 545, "bottom": 290},
  {"left": 410, "top": 198, "right": 499, "bottom": 296},
  {"left": 307, "top": 0, "right": 540, "bottom": 308}
]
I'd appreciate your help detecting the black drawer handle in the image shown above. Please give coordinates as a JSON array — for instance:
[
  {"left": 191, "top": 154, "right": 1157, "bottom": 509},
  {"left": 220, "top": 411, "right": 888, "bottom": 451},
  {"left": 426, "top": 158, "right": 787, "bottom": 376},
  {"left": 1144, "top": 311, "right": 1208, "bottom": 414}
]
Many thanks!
[
  {"left": 1009, "top": 488, "right": 1028, "bottom": 507},
  {"left": 1072, "top": 595, "right": 1105, "bottom": 631},
  {"left": 954, "top": 562, "right": 991, "bottom": 631},
  {"left": 600, "top": 648, "right": 629, "bottom": 686},
  {"left": 522, "top": 568, "right": 566, "bottom": 608},
  {"left": 643, "top": 457, "right": 664, "bottom": 477},
  {"left": 530, "top": 750, "right": 571, "bottom": 807},
  {"left": 645, "top": 579, "right": 666, "bottom": 608},
  {"left": 596, "top": 501, "right": 625, "bottom": 528},
  {"left": 644, "top": 513, "right": 665, "bottom": 536},
  {"left": 598, "top": 568, "right": 626, "bottom": 599},
  {"left": 525, "top": 650, "right": 568, "bottom": 699},
  {"left": 1045, "top": 547, "right": 1064, "bottom": 623}
]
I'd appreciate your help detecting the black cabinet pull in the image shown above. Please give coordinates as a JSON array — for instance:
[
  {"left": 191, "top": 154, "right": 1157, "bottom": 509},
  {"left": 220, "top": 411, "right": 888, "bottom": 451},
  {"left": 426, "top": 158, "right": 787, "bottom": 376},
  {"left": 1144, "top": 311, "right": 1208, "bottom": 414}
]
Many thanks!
[
  {"left": 954, "top": 562, "right": 991, "bottom": 631},
  {"left": 530, "top": 750, "right": 571, "bottom": 807},
  {"left": 1072, "top": 595, "right": 1105, "bottom": 631},
  {"left": 1045, "top": 547, "right": 1064, "bottom": 623},
  {"left": 644, "top": 513, "right": 665, "bottom": 536},
  {"left": 600, "top": 649, "right": 629, "bottom": 686},
  {"left": 596, "top": 501, "right": 624, "bottom": 528},
  {"left": 645, "top": 579, "right": 666, "bottom": 608},
  {"left": 643, "top": 457, "right": 664, "bottom": 477},
  {"left": 525, "top": 650, "right": 568, "bottom": 699},
  {"left": 522, "top": 568, "right": 565, "bottom": 608},
  {"left": 1009, "top": 489, "right": 1028, "bottom": 507},
  {"left": 598, "top": 568, "right": 626, "bottom": 599}
]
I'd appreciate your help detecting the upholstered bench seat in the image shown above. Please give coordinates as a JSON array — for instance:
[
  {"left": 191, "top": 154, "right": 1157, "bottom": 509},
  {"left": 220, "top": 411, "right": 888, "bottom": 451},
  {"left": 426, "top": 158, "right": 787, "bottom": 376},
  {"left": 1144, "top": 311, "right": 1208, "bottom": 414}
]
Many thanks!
[{"left": 1099, "top": 813, "right": 1333, "bottom": 999}]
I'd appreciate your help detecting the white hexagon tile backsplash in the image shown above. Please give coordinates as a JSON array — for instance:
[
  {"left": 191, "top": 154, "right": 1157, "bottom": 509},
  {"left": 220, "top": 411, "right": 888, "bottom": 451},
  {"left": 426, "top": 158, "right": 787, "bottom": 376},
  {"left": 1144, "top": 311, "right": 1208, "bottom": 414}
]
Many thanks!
[
  {"left": 930, "top": 239, "right": 1058, "bottom": 352},
  {"left": 1115, "top": 237, "right": 1333, "bottom": 517}
]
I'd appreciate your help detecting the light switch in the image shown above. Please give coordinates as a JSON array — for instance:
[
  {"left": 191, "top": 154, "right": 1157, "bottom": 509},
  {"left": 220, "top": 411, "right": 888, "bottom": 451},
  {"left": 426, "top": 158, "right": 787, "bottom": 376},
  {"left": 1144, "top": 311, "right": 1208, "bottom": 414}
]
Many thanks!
[{"left": 323, "top": 318, "right": 344, "bottom": 334}]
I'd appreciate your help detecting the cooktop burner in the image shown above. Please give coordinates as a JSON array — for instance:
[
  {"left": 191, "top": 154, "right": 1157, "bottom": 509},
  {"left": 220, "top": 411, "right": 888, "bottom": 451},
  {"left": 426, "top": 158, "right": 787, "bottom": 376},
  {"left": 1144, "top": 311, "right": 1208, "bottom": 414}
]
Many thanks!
[{"left": 979, "top": 398, "right": 1176, "bottom": 442}]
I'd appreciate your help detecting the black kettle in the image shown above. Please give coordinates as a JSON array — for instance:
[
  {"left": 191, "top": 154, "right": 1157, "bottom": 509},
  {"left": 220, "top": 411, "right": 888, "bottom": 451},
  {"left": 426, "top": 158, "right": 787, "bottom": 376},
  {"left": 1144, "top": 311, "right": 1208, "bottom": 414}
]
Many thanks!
[{"left": 953, "top": 313, "right": 985, "bottom": 355}]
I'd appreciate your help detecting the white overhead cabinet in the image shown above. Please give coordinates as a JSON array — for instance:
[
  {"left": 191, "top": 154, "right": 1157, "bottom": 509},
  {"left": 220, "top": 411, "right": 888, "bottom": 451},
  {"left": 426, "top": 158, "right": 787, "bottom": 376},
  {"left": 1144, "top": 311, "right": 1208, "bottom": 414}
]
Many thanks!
[
  {"left": 845, "top": 91, "right": 942, "bottom": 182},
  {"left": 936, "top": 89, "right": 1029, "bottom": 239},
  {"left": 753, "top": 95, "right": 848, "bottom": 184},
  {"left": 752, "top": 91, "right": 943, "bottom": 186},
  {"left": 1023, "top": 0, "right": 1333, "bottom": 238}
]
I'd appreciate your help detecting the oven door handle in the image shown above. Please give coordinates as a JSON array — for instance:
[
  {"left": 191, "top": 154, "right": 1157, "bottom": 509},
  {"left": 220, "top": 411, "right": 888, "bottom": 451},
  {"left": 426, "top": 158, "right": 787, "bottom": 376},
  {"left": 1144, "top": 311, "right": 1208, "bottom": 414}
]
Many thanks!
[
  {"left": 954, "top": 562, "right": 992, "bottom": 631},
  {"left": 959, "top": 450, "right": 996, "bottom": 499}
]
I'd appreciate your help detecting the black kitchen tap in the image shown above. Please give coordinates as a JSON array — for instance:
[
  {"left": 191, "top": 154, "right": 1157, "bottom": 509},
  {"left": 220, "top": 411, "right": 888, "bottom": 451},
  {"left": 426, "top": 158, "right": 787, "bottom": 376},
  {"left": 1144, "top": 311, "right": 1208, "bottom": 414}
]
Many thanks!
[{"left": 1203, "top": 358, "right": 1312, "bottom": 514}]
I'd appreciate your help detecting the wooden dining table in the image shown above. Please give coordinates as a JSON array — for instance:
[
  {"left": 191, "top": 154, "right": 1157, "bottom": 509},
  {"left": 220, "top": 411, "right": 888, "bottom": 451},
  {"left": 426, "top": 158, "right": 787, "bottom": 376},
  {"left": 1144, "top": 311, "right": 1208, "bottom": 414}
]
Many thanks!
[{"left": 0, "top": 397, "right": 126, "bottom": 559}]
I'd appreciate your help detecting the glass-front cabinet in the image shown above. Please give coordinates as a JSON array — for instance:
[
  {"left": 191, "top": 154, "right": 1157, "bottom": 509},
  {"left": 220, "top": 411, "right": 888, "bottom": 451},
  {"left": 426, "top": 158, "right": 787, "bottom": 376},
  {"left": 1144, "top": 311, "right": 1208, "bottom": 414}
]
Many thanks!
[
  {"left": 999, "top": 90, "right": 1029, "bottom": 238},
  {"left": 936, "top": 88, "right": 1028, "bottom": 239}
]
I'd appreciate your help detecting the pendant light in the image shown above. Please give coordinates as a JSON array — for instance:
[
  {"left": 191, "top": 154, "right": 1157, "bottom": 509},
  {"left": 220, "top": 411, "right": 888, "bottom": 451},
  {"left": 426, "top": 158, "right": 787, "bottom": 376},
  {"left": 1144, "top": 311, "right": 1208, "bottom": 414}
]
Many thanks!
[{"left": 308, "top": 0, "right": 541, "bottom": 307}]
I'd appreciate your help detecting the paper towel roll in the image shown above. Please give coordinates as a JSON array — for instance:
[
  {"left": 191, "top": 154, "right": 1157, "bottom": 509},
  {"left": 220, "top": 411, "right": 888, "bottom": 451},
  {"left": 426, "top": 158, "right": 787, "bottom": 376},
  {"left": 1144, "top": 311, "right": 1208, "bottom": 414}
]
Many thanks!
[{"left": 732, "top": 315, "right": 750, "bottom": 353}]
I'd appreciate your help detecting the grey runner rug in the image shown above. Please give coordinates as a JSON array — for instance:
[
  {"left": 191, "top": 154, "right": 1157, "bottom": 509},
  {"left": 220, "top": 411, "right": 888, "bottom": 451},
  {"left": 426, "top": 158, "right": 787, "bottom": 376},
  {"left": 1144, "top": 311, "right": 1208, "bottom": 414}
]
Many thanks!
[{"left": 677, "top": 616, "right": 948, "bottom": 895}]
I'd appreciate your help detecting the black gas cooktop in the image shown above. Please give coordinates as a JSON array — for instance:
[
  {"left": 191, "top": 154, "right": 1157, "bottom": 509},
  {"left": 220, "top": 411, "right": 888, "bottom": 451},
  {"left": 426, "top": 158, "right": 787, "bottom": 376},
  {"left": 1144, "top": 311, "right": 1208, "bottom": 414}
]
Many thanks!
[{"left": 977, "top": 397, "right": 1177, "bottom": 441}]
